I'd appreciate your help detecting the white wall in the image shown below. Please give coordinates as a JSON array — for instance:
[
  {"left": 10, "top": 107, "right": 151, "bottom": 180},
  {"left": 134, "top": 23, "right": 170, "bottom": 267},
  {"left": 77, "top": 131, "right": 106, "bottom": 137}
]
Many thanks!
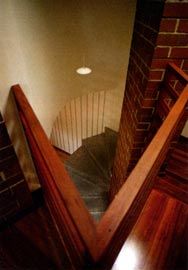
[
  {"left": 182, "top": 121, "right": 188, "bottom": 137},
  {"left": 0, "top": 0, "right": 136, "bottom": 136},
  {"left": 0, "top": 0, "right": 136, "bottom": 188}
]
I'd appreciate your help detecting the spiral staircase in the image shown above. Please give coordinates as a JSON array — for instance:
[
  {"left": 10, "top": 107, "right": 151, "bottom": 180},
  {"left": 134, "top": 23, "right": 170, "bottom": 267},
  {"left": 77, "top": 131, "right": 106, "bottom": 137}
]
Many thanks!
[{"left": 64, "top": 127, "right": 117, "bottom": 221}]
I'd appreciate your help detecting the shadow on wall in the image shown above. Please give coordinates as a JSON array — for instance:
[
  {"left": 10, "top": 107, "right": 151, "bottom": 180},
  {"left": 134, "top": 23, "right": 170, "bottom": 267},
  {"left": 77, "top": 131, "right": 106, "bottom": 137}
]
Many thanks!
[
  {"left": 182, "top": 121, "right": 188, "bottom": 137},
  {"left": 4, "top": 89, "right": 40, "bottom": 191}
]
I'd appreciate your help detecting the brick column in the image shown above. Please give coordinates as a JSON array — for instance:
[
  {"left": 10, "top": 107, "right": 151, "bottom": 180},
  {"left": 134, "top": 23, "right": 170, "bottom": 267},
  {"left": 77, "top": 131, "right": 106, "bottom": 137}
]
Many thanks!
[{"left": 110, "top": 0, "right": 188, "bottom": 199}]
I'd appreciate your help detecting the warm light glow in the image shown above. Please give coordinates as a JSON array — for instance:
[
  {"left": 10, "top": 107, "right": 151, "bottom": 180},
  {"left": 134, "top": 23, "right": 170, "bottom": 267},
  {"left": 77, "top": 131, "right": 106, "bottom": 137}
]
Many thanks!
[
  {"left": 112, "top": 240, "right": 140, "bottom": 270},
  {"left": 76, "top": 66, "right": 92, "bottom": 75}
]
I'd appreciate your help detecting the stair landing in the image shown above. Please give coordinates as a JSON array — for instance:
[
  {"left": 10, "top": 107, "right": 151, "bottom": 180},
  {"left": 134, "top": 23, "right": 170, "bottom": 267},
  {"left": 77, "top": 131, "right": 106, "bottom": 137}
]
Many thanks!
[
  {"left": 112, "top": 187, "right": 188, "bottom": 270},
  {"left": 112, "top": 137, "right": 188, "bottom": 270}
]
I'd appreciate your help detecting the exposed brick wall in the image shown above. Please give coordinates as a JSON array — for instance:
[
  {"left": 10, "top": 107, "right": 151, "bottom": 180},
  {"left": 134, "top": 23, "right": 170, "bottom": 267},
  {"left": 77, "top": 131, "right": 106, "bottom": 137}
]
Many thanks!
[
  {"left": 0, "top": 113, "right": 32, "bottom": 224},
  {"left": 153, "top": 0, "right": 188, "bottom": 74},
  {"left": 110, "top": 0, "right": 188, "bottom": 199}
]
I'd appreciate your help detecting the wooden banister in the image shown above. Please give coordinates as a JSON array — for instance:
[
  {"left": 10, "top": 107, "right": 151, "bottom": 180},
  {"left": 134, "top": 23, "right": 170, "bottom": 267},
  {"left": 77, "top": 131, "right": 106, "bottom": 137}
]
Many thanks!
[
  {"left": 167, "top": 62, "right": 188, "bottom": 84},
  {"left": 160, "top": 63, "right": 188, "bottom": 117},
  {"left": 12, "top": 85, "right": 97, "bottom": 268},
  {"left": 11, "top": 62, "right": 188, "bottom": 269},
  {"left": 96, "top": 84, "right": 188, "bottom": 266}
]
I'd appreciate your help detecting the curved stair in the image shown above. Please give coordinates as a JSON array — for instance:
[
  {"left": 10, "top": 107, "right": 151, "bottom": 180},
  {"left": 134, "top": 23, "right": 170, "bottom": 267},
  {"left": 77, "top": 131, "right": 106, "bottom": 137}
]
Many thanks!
[{"left": 65, "top": 127, "right": 117, "bottom": 221}]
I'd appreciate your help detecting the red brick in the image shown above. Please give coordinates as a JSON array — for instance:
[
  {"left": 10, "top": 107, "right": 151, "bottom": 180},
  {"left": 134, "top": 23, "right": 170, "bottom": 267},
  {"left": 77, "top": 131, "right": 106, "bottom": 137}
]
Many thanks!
[
  {"left": 178, "top": 20, "right": 188, "bottom": 33},
  {"left": 0, "top": 200, "right": 19, "bottom": 217},
  {"left": 136, "top": 107, "right": 154, "bottom": 122},
  {"left": 149, "top": 70, "right": 164, "bottom": 80},
  {"left": 163, "top": 3, "right": 188, "bottom": 18},
  {"left": 151, "top": 59, "right": 182, "bottom": 69},
  {"left": 157, "top": 34, "right": 188, "bottom": 46},
  {"left": 141, "top": 98, "right": 156, "bottom": 107},
  {"left": 134, "top": 21, "right": 145, "bottom": 35},
  {"left": 183, "top": 60, "right": 188, "bottom": 69},
  {"left": 147, "top": 81, "right": 161, "bottom": 89},
  {"left": 137, "top": 122, "right": 150, "bottom": 130},
  {"left": 175, "top": 81, "right": 185, "bottom": 93},
  {"left": 170, "top": 48, "right": 188, "bottom": 58},
  {"left": 0, "top": 174, "right": 23, "bottom": 192},
  {"left": 12, "top": 181, "right": 32, "bottom": 209},
  {"left": 160, "top": 19, "right": 177, "bottom": 32},
  {"left": 132, "top": 142, "right": 145, "bottom": 148},
  {"left": 132, "top": 32, "right": 154, "bottom": 65},
  {"left": 134, "top": 129, "right": 148, "bottom": 141},
  {"left": 144, "top": 88, "right": 160, "bottom": 99},
  {"left": 144, "top": 27, "right": 158, "bottom": 45},
  {"left": 154, "top": 47, "right": 170, "bottom": 58},
  {"left": 131, "top": 148, "right": 142, "bottom": 158}
]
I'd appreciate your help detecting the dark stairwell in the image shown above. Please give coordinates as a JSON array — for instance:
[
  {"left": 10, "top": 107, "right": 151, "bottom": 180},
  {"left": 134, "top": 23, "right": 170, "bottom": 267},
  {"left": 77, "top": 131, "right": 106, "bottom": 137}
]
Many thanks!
[
  {"left": 64, "top": 127, "right": 117, "bottom": 221},
  {"left": 0, "top": 78, "right": 187, "bottom": 269},
  {"left": 0, "top": 134, "right": 187, "bottom": 270}
]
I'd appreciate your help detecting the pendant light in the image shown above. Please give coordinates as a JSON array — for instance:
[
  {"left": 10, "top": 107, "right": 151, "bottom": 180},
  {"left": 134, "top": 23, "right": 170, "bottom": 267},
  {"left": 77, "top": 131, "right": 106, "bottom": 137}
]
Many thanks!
[{"left": 76, "top": 55, "right": 92, "bottom": 75}]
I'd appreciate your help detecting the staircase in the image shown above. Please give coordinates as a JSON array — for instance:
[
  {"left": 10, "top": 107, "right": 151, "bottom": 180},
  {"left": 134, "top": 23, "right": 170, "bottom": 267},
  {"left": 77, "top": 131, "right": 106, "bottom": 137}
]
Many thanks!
[
  {"left": 166, "top": 137, "right": 188, "bottom": 182},
  {"left": 156, "top": 136, "right": 188, "bottom": 204},
  {"left": 65, "top": 127, "right": 117, "bottom": 221}
]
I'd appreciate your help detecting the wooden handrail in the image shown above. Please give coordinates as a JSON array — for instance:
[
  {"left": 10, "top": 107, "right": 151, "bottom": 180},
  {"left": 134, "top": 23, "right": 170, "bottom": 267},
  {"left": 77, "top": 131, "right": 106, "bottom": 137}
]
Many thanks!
[
  {"left": 12, "top": 85, "right": 97, "bottom": 268},
  {"left": 96, "top": 84, "right": 188, "bottom": 266},
  {"left": 167, "top": 62, "right": 188, "bottom": 83},
  {"left": 11, "top": 63, "right": 188, "bottom": 269},
  {"left": 165, "top": 82, "right": 179, "bottom": 100},
  {"left": 160, "top": 63, "right": 188, "bottom": 116}
]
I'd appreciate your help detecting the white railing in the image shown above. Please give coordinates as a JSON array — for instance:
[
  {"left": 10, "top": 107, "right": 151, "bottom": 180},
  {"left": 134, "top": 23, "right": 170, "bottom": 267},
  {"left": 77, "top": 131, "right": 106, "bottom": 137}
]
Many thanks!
[{"left": 50, "top": 90, "right": 123, "bottom": 153}]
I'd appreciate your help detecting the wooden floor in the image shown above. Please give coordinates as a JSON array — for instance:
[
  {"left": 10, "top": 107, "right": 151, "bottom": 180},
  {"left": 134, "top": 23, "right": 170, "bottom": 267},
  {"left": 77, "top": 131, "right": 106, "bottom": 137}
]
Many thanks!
[
  {"left": 112, "top": 171, "right": 188, "bottom": 270},
  {"left": 112, "top": 187, "right": 188, "bottom": 270},
  {"left": 3, "top": 191, "right": 186, "bottom": 270},
  {"left": 0, "top": 142, "right": 187, "bottom": 270},
  {"left": 112, "top": 140, "right": 188, "bottom": 270},
  {"left": 0, "top": 204, "right": 71, "bottom": 270}
]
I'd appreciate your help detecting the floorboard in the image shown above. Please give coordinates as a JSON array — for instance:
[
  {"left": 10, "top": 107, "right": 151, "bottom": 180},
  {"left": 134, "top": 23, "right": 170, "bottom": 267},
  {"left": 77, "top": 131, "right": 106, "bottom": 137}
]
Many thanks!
[
  {"left": 0, "top": 205, "right": 71, "bottom": 270},
  {"left": 112, "top": 138, "right": 188, "bottom": 270},
  {"left": 112, "top": 189, "right": 188, "bottom": 270}
]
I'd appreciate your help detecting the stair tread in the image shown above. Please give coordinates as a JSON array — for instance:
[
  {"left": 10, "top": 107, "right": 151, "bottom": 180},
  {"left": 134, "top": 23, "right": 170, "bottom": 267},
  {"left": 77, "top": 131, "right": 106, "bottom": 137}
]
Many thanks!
[
  {"left": 166, "top": 140, "right": 188, "bottom": 182},
  {"left": 167, "top": 159, "right": 188, "bottom": 170},
  {"left": 82, "top": 195, "right": 108, "bottom": 212},
  {"left": 170, "top": 150, "right": 188, "bottom": 161},
  {"left": 82, "top": 133, "right": 110, "bottom": 180},
  {"left": 65, "top": 147, "right": 108, "bottom": 188},
  {"left": 66, "top": 164, "right": 108, "bottom": 190},
  {"left": 155, "top": 176, "right": 188, "bottom": 204},
  {"left": 65, "top": 171, "right": 108, "bottom": 196},
  {"left": 90, "top": 211, "right": 104, "bottom": 222},
  {"left": 165, "top": 169, "right": 188, "bottom": 182}
]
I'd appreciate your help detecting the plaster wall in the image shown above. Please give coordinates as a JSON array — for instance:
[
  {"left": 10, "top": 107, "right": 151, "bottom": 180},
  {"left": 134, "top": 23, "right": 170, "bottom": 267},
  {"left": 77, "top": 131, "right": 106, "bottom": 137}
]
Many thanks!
[{"left": 0, "top": 0, "right": 136, "bottom": 136}]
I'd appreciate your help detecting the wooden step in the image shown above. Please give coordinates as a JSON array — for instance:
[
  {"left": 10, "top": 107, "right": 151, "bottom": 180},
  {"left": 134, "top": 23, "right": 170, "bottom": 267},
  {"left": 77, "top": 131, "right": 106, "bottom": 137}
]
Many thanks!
[
  {"left": 166, "top": 168, "right": 188, "bottom": 182},
  {"left": 64, "top": 170, "right": 108, "bottom": 197},
  {"left": 155, "top": 176, "right": 188, "bottom": 204},
  {"left": 82, "top": 133, "right": 110, "bottom": 182},
  {"left": 65, "top": 147, "right": 107, "bottom": 189},
  {"left": 165, "top": 137, "right": 188, "bottom": 182}
]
